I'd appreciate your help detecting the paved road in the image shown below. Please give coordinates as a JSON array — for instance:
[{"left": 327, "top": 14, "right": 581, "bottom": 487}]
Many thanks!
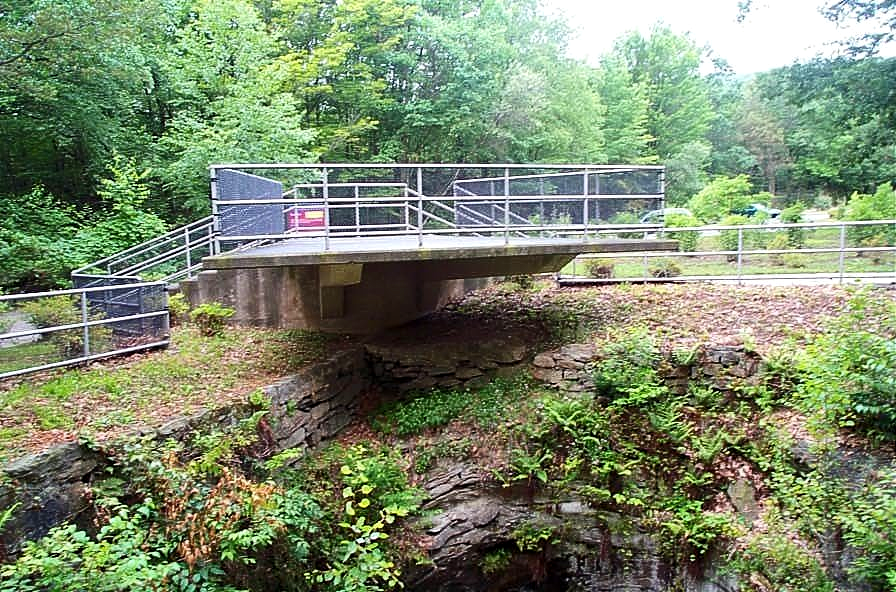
[{"left": 0, "top": 311, "right": 38, "bottom": 347}]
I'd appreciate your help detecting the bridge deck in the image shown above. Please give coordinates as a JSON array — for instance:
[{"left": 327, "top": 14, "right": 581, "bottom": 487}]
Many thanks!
[{"left": 203, "top": 235, "right": 678, "bottom": 269}]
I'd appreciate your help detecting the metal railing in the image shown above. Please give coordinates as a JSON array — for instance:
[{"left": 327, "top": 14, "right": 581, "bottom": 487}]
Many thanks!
[
  {"left": 72, "top": 216, "right": 215, "bottom": 284},
  {"left": 209, "top": 164, "right": 666, "bottom": 250},
  {"left": 0, "top": 281, "right": 170, "bottom": 379},
  {"left": 559, "top": 219, "right": 896, "bottom": 284}
]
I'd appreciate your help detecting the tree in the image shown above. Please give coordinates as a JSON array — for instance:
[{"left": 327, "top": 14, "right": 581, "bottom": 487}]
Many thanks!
[
  {"left": 594, "top": 56, "right": 654, "bottom": 163},
  {"left": 613, "top": 25, "right": 714, "bottom": 161},
  {"left": 0, "top": 0, "right": 160, "bottom": 200},
  {"left": 611, "top": 25, "right": 715, "bottom": 201},
  {"left": 687, "top": 175, "right": 754, "bottom": 223},
  {"left": 737, "top": 84, "right": 790, "bottom": 194},
  {"left": 153, "top": 0, "right": 316, "bottom": 216},
  {"left": 823, "top": 0, "right": 896, "bottom": 54}
]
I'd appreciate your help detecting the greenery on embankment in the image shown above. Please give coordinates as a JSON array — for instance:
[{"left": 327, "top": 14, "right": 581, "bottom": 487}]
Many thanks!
[
  {"left": 0, "top": 325, "right": 341, "bottom": 463},
  {"left": 1, "top": 284, "right": 895, "bottom": 591}
]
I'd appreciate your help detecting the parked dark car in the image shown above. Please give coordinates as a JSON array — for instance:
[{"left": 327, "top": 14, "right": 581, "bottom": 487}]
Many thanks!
[{"left": 731, "top": 203, "right": 781, "bottom": 218}]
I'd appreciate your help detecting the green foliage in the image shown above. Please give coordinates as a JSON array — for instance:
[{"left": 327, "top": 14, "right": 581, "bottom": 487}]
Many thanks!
[
  {"left": 780, "top": 202, "right": 806, "bottom": 248},
  {"left": 20, "top": 295, "right": 110, "bottom": 357},
  {"left": 584, "top": 258, "right": 615, "bottom": 279},
  {"left": 795, "top": 291, "right": 896, "bottom": 440},
  {"left": 664, "top": 212, "right": 700, "bottom": 252},
  {"left": 841, "top": 469, "right": 896, "bottom": 589},
  {"left": 688, "top": 175, "right": 753, "bottom": 223},
  {"left": 659, "top": 497, "right": 737, "bottom": 563},
  {"left": 592, "top": 327, "right": 666, "bottom": 406},
  {"left": 718, "top": 214, "right": 751, "bottom": 257},
  {"left": 373, "top": 376, "right": 531, "bottom": 436},
  {"left": 374, "top": 389, "right": 470, "bottom": 436},
  {"left": 74, "top": 156, "right": 168, "bottom": 258},
  {"left": 510, "top": 522, "right": 556, "bottom": 553},
  {"left": 305, "top": 443, "right": 422, "bottom": 592},
  {"left": 844, "top": 183, "right": 896, "bottom": 248},
  {"left": 190, "top": 302, "right": 235, "bottom": 337},
  {"left": 479, "top": 548, "right": 513, "bottom": 575},
  {"left": 0, "top": 186, "right": 83, "bottom": 290},
  {"left": 168, "top": 293, "right": 191, "bottom": 326},
  {"left": 729, "top": 525, "right": 834, "bottom": 592},
  {"left": 648, "top": 258, "right": 682, "bottom": 278}
]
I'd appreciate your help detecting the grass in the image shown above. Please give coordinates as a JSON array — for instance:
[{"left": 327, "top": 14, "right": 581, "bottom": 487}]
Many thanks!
[
  {"left": 567, "top": 250, "right": 895, "bottom": 279},
  {"left": 0, "top": 325, "right": 342, "bottom": 463},
  {"left": 570, "top": 226, "right": 895, "bottom": 279},
  {"left": 371, "top": 376, "right": 534, "bottom": 437},
  {"left": 0, "top": 341, "right": 58, "bottom": 374}
]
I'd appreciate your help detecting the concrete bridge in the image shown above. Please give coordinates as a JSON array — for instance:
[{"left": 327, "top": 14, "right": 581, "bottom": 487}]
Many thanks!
[{"left": 173, "top": 163, "right": 677, "bottom": 333}]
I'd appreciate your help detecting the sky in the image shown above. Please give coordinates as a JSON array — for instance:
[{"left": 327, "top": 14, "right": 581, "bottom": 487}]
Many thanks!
[{"left": 548, "top": 0, "right": 894, "bottom": 74}]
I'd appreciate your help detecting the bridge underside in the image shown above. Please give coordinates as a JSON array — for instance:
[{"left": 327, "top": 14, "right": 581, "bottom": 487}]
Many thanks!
[{"left": 181, "top": 236, "right": 676, "bottom": 334}]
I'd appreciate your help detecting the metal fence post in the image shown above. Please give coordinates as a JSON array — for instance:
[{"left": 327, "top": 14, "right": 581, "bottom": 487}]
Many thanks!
[
  {"left": 417, "top": 186, "right": 423, "bottom": 247},
  {"left": 737, "top": 227, "right": 744, "bottom": 284},
  {"left": 81, "top": 291, "right": 90, "bottom": 357},
  {"left": 838, "top": 223, "right": 846, "bottom": 284},
  {"left": 354, "top": 185, "right": 361, "bottom": 236},
  {"left": 403, "top": 183, "right": 411, "bottom": 233},
  {"left": 582, "top": 171, "right": 589, "bottom": 242},
  {"left": 323, "top": 167, "right": 330, "bottom": 251},
  {"left": 184, "top": 227, "right": 193, "bottom": 278},
  {"left": 209, "top": 166, "right": 221, "bottom": 255},
  {"left": 504, "top": 167, "right": 510, "bottom": 245}
]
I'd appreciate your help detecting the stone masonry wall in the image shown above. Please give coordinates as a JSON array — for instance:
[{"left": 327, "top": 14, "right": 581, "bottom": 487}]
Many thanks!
[
  {"left": 366, "top": 335, "right": 532, "bottom": 393},
  {"left": 532, "top": 342, "right": 762, "bottom": 393},
  {"left": 0, "top": 347, "right": 371, "bottom": 559}
]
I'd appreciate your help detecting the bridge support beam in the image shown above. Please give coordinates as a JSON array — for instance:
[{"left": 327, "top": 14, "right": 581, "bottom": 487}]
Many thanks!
[{"left": 181, "top": 237, "right": 677, "bottom": 334}]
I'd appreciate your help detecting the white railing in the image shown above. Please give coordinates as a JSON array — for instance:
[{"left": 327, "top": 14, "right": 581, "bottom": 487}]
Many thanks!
[
  {"left": 0, "top": 281, "right": 170, "bottom": 379},
  {"left": 209, "top": 164, "right": 667, "bottom": 250},
  {"left": 560, "top": 219, "right": 896, "bottom": 284},
  {"left": 71, "top": 216, "right": 215, "bottom": 284}
]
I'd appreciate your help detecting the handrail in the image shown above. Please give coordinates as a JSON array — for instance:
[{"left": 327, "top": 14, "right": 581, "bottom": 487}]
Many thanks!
[{"left": 72, "top": 216, "right": 213, "bottom": 274}]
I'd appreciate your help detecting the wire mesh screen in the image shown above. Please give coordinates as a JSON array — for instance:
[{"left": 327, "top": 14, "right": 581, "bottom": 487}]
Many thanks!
[
  {"left": 217, "top": 168, "right": 284, "bottom": 238},
  {"left": 210, "top": 165, "right": 665, "bottom": 239},
  {"left": 71, "top": 277, "right": 169, "bottom": 339},
  {"left": 451, "top": 169, "right": 663, "bottom": 227}
]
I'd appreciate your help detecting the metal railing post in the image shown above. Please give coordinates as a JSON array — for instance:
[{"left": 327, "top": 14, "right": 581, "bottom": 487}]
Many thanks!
[
  {"left": 417, "top": 186, "right": 423, "bottom": 247},
  {"left": 184, "top": 227, "right": 193, "bottom": 278},
  {"left": 323, "top": 167, "right": 330, "bottom": 250},
  {"left": 404, "top": 187, "right": 410, "bottom": 233},
  {"left": 504, "top": 168, "right": 510, "bottom": 245},
  {"left": 737, "top": 227, "right": 744, "bottom": 284},
  {"left": 355, "top": 186, "right": 361, "bottom": 236},
  {"left": 582, "top": 170, "right": 589, "bottom": 241},
  {"left": 81, "top": 292, "right": 90, "bottom": 357},
  {"left": 209, "top": 167, "right": 221, "bottom": 255},
  {"left": 838, "top": 224, "right": 846, "bottom": 284}
]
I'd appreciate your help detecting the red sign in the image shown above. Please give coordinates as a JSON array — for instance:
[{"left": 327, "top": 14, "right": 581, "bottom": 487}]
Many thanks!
[{"left": 286, "top": 206, "right": 325, "bottom": 230}]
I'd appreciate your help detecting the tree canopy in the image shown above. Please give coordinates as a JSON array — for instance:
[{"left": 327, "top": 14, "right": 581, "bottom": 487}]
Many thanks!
[{"left": 1, "top": 0, "right": 895, "bottom": 289}]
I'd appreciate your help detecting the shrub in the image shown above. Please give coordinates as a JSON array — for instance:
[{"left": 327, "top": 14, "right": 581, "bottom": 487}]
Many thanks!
[
  {"left": 779, "top": 253, "right": 808, "bottom": 269},
  {"left": 844, "top": 183, "right": 896, "bottom": 248},
  {"left": 687, "top": 175, "right": 753, "bottom": 223},
  {"left": 718, "top": 214, "right": 751, "bottom": 261},
  {"left": 189, "top": 302, "right": 235, "bottom": 336},
  {"left": 780, "top": 203, "right": 806, "bottom": 248},
  {"left": 609, "top": 211, "right": 642, "bottom": 238},
  {"left": 167, "top": 293, "right": 190, "bottom": 326},
  {"left": 796, "top": 292, "right": 896, "bottom": 440},
  {"left": 585, "top": 258, "right": 614, "bottom": 279},
  {"left": 841, "top": 469, "right": 896, "bottom": 589},
  {"left": 649, "top": 258, "right": 681, "bottom": 278},
  {"left": 665, "top": 212, "right": 700, "bottom": 252}
]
